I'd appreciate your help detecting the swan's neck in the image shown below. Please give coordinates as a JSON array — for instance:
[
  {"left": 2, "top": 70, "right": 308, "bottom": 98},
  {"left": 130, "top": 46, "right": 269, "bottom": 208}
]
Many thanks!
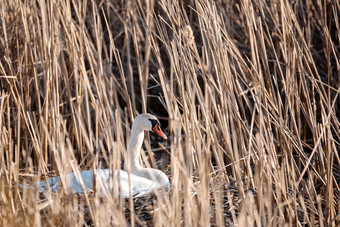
[
  {"left": 126, "top": 125, "right": 144, "bottom": 173},
  {"left": 125, "top": 126, "right": 169, "bottom": 187}
]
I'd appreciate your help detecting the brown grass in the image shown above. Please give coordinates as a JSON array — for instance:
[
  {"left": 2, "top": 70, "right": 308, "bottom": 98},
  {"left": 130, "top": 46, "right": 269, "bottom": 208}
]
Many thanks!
[{"left": 0, "top": 0, "right": 339, "bottom": 226}]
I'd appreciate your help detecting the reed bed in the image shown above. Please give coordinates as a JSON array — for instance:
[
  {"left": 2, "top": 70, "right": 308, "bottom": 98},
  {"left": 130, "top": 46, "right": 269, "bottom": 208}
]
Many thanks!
[{"left": 0, "top": 0, "right": 339, "bottom": 226}]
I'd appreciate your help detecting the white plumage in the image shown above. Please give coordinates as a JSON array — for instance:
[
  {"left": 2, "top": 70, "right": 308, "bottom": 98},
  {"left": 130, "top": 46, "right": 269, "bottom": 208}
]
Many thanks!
[{"left": 23, "top": 113, "right": 169, "bottom": 198}]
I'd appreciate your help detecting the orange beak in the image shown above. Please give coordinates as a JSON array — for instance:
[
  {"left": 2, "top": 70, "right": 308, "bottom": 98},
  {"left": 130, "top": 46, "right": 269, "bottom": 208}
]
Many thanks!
[{"left": 153, "top": 124, "right": 167, "bottom": 139}]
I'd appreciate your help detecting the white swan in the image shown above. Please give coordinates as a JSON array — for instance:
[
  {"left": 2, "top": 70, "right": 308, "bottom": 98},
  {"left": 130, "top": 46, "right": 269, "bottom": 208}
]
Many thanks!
[{"left": 23, "top": 113, "right": 169, "bottom": 198}]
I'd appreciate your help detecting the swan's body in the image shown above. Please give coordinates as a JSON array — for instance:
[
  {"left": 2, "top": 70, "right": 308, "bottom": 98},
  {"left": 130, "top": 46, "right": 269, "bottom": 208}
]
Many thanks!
[
  {"left": 26, "top": 113, "right": 169, "bottom": 198},
  {"left": 35, "top": 169, "right": 167, "bottom": 198}
]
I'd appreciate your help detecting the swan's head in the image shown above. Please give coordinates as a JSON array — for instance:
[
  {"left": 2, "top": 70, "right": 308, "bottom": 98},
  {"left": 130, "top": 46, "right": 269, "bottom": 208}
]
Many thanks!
[{"left": 133, "top": 113, "right": 167, "bottom": 139}]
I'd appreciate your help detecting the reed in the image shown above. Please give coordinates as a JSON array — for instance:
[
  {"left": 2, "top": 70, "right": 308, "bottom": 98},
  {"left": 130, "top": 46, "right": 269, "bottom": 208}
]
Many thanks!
[{"left": 0, "top": 0, "right": 339, "bottom": 226}]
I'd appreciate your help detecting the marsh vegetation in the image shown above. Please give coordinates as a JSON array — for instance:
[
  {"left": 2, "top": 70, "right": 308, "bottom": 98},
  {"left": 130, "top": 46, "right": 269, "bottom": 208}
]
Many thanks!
[{"left": 0, "top": 0, "right": 339, "bottom": 226}]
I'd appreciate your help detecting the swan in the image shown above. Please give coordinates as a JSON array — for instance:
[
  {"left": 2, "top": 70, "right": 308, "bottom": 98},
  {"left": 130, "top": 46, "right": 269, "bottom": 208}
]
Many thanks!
[{"left": 21, "top": 113, "right": 169, "bottom": 198}]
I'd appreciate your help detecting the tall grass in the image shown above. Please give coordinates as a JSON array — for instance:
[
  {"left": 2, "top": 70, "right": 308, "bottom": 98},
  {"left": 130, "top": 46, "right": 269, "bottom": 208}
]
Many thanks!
[{"left": 0, "top": 0, "right": 339, "bottom": 226}]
